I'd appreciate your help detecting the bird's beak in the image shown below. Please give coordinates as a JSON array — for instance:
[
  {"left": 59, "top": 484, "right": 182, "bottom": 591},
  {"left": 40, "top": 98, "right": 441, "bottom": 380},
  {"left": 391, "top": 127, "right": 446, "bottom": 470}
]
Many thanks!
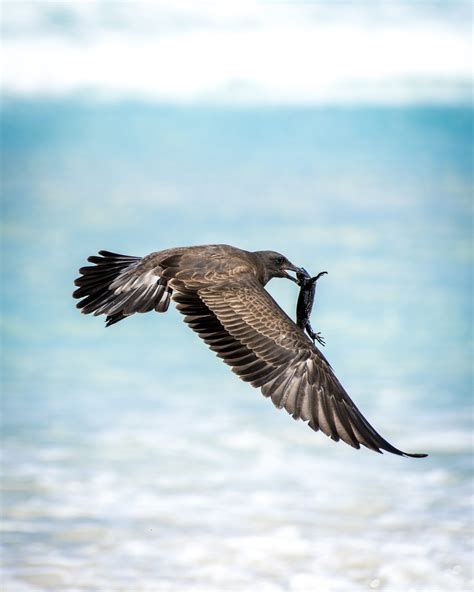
[{"left": 282, "top": 263, "right": 305, "bottom": 284}]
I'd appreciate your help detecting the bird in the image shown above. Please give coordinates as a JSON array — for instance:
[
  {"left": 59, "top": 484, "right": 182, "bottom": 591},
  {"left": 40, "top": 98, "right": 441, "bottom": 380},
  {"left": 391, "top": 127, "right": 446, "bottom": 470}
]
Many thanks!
[{"left": 73, "top": 243, "right": 427, "bottom": 458}]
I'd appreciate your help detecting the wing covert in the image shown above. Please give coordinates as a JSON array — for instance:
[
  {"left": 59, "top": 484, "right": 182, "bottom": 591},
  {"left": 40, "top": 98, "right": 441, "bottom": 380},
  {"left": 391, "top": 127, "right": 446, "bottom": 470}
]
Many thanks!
[{"left": 175, "top": 278, "right": 426, "bottom": 458}]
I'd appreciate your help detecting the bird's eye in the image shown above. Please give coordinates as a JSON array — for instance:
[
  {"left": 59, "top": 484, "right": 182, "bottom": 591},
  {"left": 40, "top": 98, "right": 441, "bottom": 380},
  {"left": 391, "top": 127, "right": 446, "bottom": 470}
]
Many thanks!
[{"left": 276, "top": 256, "right": 285, "bottom": 265}]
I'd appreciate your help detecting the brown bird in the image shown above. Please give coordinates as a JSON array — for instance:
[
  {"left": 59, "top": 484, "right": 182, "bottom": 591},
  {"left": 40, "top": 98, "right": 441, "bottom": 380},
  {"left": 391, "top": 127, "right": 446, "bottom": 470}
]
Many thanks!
[{"left": 73, "top": 244, "right": 427, "bottom": 458}]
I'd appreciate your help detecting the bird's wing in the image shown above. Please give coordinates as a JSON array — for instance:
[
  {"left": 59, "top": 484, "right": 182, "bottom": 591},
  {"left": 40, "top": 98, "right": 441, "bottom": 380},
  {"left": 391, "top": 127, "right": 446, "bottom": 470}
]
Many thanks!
[
  {"left": 73, "top": 246, "right": 252, "bottom": 326},
  {"left": 174, "top": 277, "right": 426, "bottom": 458}
]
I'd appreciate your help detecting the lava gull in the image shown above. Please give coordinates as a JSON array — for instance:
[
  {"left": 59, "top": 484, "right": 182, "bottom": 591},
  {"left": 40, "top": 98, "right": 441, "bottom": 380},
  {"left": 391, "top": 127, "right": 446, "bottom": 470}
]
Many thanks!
[{"left": 73, "top": 244, "right": 427, "bottom": 458}]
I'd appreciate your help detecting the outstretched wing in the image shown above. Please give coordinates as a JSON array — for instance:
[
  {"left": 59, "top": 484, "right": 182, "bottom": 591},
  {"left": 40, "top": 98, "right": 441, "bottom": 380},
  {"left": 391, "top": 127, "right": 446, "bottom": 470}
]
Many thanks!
[{"left": 173, "top": 277, "right": 426, "bottom": 458}]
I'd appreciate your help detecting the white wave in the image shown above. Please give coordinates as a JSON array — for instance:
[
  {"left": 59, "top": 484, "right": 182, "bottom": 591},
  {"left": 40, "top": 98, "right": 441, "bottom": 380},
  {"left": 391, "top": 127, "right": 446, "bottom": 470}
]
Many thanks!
[{"left": 1, "top": 1, "right": 471, "bottom": 104}]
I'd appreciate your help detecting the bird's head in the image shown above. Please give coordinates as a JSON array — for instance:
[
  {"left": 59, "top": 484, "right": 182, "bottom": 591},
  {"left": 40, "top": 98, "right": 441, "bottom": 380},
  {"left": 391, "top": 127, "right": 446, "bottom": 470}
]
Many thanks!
[{"left": 253, "top": 250, "right": 304, "bottom": 285}]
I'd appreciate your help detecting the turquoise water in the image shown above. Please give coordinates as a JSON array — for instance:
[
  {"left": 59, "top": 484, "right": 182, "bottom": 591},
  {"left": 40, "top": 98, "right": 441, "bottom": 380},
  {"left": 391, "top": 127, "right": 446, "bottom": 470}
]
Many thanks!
[{"left": 1, "top": 101, "right": 473, "bottom": 591}]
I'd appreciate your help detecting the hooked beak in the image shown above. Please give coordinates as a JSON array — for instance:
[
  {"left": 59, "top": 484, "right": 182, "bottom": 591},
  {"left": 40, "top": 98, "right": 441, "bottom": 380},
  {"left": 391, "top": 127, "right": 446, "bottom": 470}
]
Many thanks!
[{"left": 282, "top": 263, "right": 306, "bottom": 284}]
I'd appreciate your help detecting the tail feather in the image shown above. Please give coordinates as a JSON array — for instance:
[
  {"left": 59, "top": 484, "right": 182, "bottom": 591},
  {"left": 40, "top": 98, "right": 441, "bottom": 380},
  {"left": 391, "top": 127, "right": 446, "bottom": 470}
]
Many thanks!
[{"left": 73, "top": 250, "right": 170, "bottom": 326}]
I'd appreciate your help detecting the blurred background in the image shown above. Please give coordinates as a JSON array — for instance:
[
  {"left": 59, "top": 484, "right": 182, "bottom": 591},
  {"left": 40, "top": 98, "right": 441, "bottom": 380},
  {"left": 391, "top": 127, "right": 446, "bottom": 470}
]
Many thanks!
[{"left": 1, "top": 1, "right": 472, "bottom": 591}]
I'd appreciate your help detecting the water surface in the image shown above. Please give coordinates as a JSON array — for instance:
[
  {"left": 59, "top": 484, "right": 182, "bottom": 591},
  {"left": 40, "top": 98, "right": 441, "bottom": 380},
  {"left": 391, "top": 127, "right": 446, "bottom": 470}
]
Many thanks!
[{"left": 1, "top": 101, "right": 472, "bottom": 591}]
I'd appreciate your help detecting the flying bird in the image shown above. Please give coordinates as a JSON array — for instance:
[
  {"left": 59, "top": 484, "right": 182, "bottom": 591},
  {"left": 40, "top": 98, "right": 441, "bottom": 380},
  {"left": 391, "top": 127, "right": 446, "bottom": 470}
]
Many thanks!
[{"left": 73, "top": 244, "right": 427, "bottom": 458}]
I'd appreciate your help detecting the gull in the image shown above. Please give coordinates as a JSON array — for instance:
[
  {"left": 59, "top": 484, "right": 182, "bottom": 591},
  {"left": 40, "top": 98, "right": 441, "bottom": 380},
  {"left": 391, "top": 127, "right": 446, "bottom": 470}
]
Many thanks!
[{"left": 73, "top": 244, "right": 427, "bottom": 458}]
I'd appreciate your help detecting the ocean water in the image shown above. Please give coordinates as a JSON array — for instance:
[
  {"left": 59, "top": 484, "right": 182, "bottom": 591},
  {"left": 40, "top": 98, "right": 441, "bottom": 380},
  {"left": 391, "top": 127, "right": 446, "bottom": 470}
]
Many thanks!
[{"left": 1, "top": 101, "right": 473, "bottom": 591}]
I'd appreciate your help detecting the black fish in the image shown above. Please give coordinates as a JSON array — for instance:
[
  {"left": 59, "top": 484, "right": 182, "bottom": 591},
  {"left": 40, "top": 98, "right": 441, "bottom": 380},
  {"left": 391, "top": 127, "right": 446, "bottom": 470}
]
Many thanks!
[{"left": 296, "top": 268, "right": 328, "bottom": 346}]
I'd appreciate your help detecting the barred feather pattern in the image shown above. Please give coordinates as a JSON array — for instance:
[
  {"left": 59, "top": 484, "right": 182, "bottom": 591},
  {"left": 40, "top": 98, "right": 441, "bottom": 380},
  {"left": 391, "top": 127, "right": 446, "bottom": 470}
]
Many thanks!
[{"left": 174, "top": 281, "right": 426, "bottom": 458}]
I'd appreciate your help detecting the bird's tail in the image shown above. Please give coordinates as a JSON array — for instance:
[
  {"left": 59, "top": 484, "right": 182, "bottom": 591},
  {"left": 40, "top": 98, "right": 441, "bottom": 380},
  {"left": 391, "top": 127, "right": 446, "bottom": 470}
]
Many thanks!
[{"left": 73, "top": 250, "right": 171, "bottom": 326}]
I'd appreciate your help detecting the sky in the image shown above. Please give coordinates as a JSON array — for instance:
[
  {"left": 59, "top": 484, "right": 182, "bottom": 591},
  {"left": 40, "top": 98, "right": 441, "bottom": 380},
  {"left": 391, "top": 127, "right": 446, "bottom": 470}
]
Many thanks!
[{"left": 1, "top": 0, "right": 472, "bottom": 104}]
